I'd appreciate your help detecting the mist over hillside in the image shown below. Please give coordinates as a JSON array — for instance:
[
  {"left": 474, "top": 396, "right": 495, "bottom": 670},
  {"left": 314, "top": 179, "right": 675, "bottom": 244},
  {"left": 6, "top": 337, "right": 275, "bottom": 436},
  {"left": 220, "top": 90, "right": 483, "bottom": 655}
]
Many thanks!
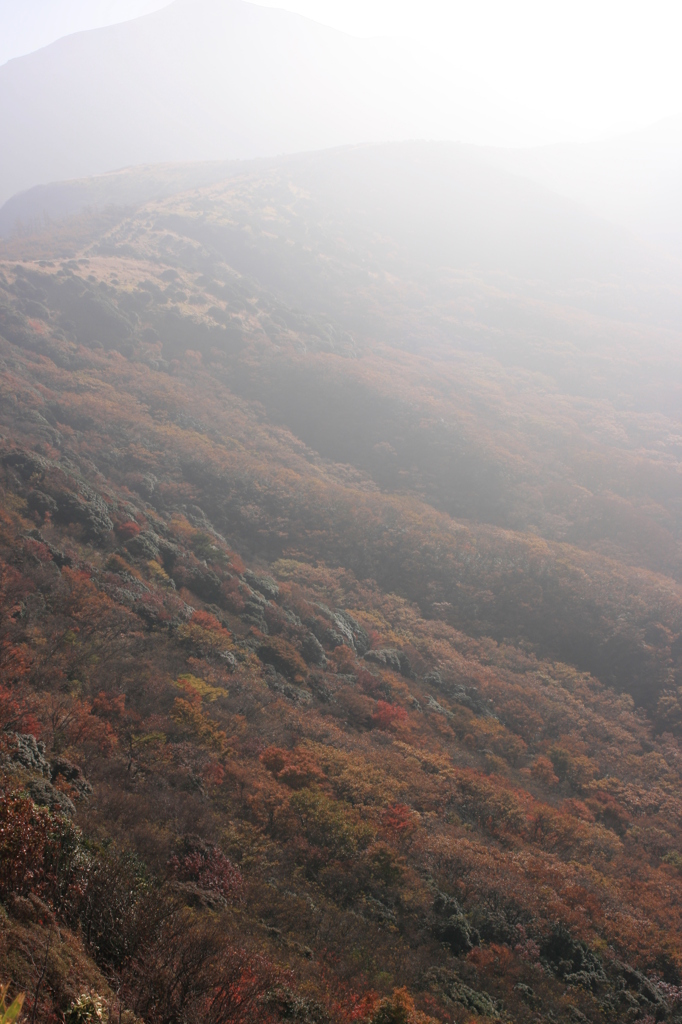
[
  {"left": 0, "top": 0, "right": 514, "bottom": 208},
  {"left": 0, "top": 161, "right": 241, "bottom": 237},
  {"left": 2, "top": 3, "right": 682, "bottom": 1022},
  {"left": 2, "top": 139, "right": 682, "bottom": 1022},
  {"left": 3, "top": 0, "right": 681, "bottom": 256},
  {"left": 484, "top": 114, "right": 682, "bottom": 257},
  {"left": 0, "top": 0, "right": 172, "bottom": 66},
  {"left": 3, "top": 143, "right": 680, "bottom": 323}
]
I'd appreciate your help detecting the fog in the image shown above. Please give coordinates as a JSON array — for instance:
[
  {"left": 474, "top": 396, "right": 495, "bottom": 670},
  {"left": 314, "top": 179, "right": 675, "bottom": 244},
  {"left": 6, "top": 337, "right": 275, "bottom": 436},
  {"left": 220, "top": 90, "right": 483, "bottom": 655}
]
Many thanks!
[
  {"left": 0, "top": 0, "right": 171, "bottom": 65},
  {"left": 1, "top": 0, "right": 681, "bottom": 249},
  {"left": 5, "top": 0, "right": 679, "bottom": 145},
  {"left": 4, "top": 0, "right": 681, "bottom": 144},
  {"left": 3, "top": 2, "right": 682, "bottom": 1014},
  {"left": 257, "top": 0, "right": 682, "bottom": 142}
]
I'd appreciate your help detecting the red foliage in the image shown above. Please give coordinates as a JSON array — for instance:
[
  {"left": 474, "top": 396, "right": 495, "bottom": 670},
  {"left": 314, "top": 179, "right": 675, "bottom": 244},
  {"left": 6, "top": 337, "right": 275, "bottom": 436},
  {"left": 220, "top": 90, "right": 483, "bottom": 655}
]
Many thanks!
[
  {"left": 191, "top": 609, "right": 226, "bottom": 632},
  {"left": 202, "top": 762, "right": 226, "bottom": 788},
  {"left": 222, "top": 577, "right": 245, "bottom": 614},
  {"left": 169, "top": 842, "right": 244, "bottom": 903},
  {"left": 258, "top": 637, "right": 308, "bottom": 681},
  {"left": 261, "top": 747, "right": 288, "bottom": 775},
  {"left": 586, "top": 789, "right": 632, "bottom": 834},
  {"left": 116, "top": 521, "right": 141, "bottom": 540},
  {"left": 467, "top": 942, "right": 516, "bottom": 975},
  {"left": 0, "top": 684, "right": 42, "bottom": 735},
  {"left": 5, "top": 242, "right": 682, "bottom": 1023},
  {"left": 0, "top": 794, "right": 85, "bottom": 909},
  {"left": 91, "top": 691, "right": 127, "bottom": 722},
  {"left": 371, "top": 700, "right": 409, "bottom": 730},
  {"left": 356, "top": 668, "right": 386, "bottom": 699},
  {"left": 382, "top": 802, "right": 416, "bottom": 837},
  {"left": 23, "top": 537, "right": 54, "bottom": 563},
  {"left": 261, "top": 746, "right": 326, "bottom": 790},
  {"left": 227, "top": 552, "right": 245, "bottom": 574},
  {"left": 45, "top": 695, "right": 119, "bottom": 755},
  {"left": 531, "top": 754, "right": 559, "bottom": 787},
  {"left": 322, "top": 983, "right": 377, "bottom": 1022},
  {"left": 126, "top": 921, "right": 276, "bottom": 1024}
]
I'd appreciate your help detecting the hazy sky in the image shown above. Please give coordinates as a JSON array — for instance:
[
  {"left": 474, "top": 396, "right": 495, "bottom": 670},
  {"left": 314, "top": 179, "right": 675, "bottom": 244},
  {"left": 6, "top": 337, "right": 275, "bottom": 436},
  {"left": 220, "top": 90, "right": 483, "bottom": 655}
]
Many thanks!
[
  {"left": 0, "top": 0, "right": 171, "bottom": 65},
  {"left": 276, "top": 0, "right": 682, "bottom": 140},
  {"left": 1, "top": 0, "right": 681, "bottom": 143}
]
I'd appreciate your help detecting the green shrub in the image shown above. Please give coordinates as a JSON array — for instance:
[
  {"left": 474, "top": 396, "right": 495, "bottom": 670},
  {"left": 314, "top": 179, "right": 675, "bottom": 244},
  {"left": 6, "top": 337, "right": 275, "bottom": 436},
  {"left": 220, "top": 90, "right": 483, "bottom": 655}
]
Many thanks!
[{"left": 0, "top": 985, "right": 25, "bottom": 1024}]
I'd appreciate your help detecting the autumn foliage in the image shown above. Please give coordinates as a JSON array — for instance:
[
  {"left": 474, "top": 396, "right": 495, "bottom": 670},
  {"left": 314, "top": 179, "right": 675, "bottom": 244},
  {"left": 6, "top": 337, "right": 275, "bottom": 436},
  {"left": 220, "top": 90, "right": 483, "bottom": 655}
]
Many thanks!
[{"left": 1, "top": 165, "right": 682, "bottom": 1024}]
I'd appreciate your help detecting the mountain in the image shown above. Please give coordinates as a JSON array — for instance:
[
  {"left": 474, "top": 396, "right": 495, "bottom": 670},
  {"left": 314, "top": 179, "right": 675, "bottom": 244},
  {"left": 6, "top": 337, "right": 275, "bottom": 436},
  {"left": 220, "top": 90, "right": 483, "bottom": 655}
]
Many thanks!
[
  {"left": 1, "top": 144, "right": 682, "bottom": 1021},
  {"left": 3, "top": 0, "right": 681, "bottom": 252},
  {"left": 0, "top": 0, "right": 172, "bottom": 67},
  {"left": 0, "top": 160, "right": 242, "bottom": 237},
  {"left": 3, "top": 142, "right": 680, "bottom": 322},
  {"left": 0, "top": 0, "right": 512, "bottom": 208}
]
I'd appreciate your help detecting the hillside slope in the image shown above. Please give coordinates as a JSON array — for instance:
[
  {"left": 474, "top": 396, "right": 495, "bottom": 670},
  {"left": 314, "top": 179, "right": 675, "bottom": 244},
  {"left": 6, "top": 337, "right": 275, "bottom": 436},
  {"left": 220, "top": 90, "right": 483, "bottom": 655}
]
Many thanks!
[
  {"left": 0, "top": 161, "right": 241, "bottom": 238},
  {"left": 1, "top": 147, "right": 682, "bottom": 1022}
]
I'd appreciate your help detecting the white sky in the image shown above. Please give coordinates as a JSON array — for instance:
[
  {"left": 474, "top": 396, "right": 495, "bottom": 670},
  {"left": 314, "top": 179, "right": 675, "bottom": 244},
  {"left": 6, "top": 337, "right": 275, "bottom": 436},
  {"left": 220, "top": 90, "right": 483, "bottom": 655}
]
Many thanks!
[
  {"left": 1, "top": 0, "right": 681, "bottom": 144},
  {"left": 0, "top": 0, "right": 171, "bottom": 65}
]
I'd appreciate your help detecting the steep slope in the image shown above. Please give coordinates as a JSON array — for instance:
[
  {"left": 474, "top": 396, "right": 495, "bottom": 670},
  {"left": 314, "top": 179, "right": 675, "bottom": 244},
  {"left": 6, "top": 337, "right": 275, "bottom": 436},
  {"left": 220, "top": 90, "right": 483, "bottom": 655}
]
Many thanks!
[
  {"left": 2, "top": 257, "right": 682, "bottom": 1024},
  {"left": 1, "top": 148, "right": 682, "bottom": 1022}
]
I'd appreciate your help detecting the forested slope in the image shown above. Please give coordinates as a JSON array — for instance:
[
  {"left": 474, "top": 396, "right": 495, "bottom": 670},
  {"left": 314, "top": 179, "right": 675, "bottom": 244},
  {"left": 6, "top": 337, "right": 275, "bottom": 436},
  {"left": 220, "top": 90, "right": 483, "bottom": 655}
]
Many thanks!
[{"left": 1, "top": 145, "right": 681, "bottom": 1023}]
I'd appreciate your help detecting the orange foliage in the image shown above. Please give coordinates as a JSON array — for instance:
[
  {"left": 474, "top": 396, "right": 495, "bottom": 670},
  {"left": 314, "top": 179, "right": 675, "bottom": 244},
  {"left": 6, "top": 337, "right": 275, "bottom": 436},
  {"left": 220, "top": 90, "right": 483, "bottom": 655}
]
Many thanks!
[{"left": 372, "top": 701, "right": 409, "bottom": 731}]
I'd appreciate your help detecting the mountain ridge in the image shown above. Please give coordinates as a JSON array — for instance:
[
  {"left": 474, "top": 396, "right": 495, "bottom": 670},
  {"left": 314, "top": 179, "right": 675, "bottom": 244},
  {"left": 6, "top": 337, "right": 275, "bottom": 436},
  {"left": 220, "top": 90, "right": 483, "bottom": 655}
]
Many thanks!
[
  {"left": 2, "top": 0, "right": 680, "bottom": 254},
  {"left": 2, "top": 142, "right": 676, "bottom": 283},
  {"left": 0, "top": 0, "right": 476, "bottom": 206}
]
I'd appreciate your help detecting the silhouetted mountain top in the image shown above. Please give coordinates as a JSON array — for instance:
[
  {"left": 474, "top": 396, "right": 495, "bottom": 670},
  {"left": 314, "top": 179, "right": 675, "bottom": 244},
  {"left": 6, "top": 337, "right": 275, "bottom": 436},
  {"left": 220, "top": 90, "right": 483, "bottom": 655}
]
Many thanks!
[
  {"left": 2, "top": 0, "right": 680, "bottom": 255},
  {"left": 0, "top": 0, "right": 507, "bottom": 206}
]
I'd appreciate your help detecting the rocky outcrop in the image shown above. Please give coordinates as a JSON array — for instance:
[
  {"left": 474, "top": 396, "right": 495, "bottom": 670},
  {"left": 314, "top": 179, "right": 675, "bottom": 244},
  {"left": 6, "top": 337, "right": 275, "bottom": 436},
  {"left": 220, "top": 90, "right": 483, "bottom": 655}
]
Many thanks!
[
  {"left": 300, "top": 632, "right": 327, "bottom": 666},
  {"left": 2, "top": 732, "right": 51, "bottom": 776},
  {"left": 26, "top": 489, "right": 58, "bottom": 518},
  {"left": 2, "top": 732, "right": 92, "bottom": 814},
  {"left": 242, "top": 586, "right": 269, "bottom": 631},
  {"left": 125, "top": 530, "right": 161, "bottom": 560},
  {"left": 26, "top": 777, "right": 76, "bottom": 817},
  {"left": 423, "top": 670, "right": 492, "bottom": 716},
  {"left": 171, "top": 562, "right": 224, "bottom": 604},
  {"left": 243, "top": 569, "right": 279, "bottom": 601},
  {"left": 51, "top": 756, "right": 93, "bottom": 798},
  {"left": 54, "top": 491, "right": 114, "bottom": 539},
  {"left": 308, "top": 606, "right": 369, "bottom": 655},
  {"left": 364, "top": 648, "right": 413, "bottom": 678}
]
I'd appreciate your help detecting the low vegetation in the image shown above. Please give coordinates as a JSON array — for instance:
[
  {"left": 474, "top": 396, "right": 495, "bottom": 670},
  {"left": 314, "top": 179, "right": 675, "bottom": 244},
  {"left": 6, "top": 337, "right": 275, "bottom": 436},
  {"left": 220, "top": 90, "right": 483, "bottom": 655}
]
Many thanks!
[{"left": 0, "top": 156, "right": 681, "bottom": 1022}]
